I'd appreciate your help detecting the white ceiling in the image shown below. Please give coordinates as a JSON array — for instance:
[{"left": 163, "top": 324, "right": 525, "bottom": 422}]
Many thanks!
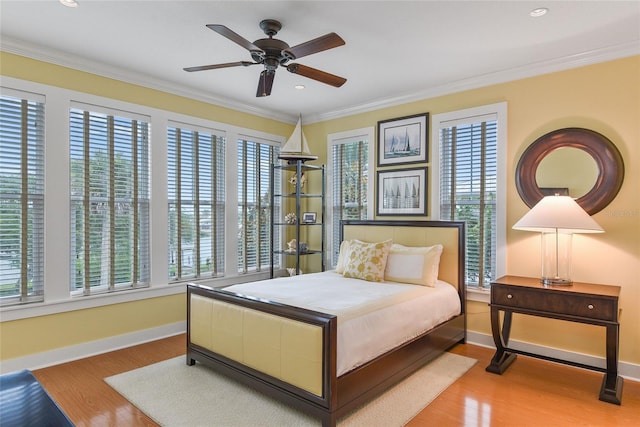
[{"left": 1, "top": 1, "right": 639, "bottom": 123}]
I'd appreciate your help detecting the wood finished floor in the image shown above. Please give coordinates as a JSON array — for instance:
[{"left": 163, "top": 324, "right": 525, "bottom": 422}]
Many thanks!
[{"left": 32, "top": 334, "right": 639, "bottom": 426}]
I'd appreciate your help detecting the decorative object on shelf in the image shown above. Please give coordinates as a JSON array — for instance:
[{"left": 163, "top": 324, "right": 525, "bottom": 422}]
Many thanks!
[
  {"left": 298, "top": 242, "right": 308, "bottom": 253},
  {"left": 377, "top": 113, "right": 429, "bottom": 166},
  {"left": 286, "top": 267, "right": 302, "bottom": 276},
  {"left": 288, "top": 172, "right": 307, "bottom": 189},
  {"left": 376, "top": 167, "right": 427, "bottom": 216},
  {"left": 286, "top": 239, "right": 297, "bottom": 253},
  {"left": 279, "top": 115, "right": 318, "bottom": 163},
  {"left": 302, "top": 212, "right": 317, "bottom": 223},
  {"left": 513, "top": 195, "right": 604, "bottom": 285},
  {"left": 284, "top": 213, "right": 297, "bottom": 224}
]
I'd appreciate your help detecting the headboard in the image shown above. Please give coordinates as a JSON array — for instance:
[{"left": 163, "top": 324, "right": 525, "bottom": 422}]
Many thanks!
[{"left": 341, "top": 220, "right": 466, "bottom": 309}]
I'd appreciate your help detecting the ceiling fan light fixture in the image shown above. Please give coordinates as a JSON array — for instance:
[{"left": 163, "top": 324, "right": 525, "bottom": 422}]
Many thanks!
[
  {"left": 59, "top": 0, "right": 79, "bottom": 7},
  {"left": 529, "top": 7, "right": 548, "bottom": 17}
]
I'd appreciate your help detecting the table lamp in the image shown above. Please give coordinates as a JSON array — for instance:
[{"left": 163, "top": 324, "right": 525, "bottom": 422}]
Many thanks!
[{"left": 513, "top": 195, "right": 603, "bottom": 285}]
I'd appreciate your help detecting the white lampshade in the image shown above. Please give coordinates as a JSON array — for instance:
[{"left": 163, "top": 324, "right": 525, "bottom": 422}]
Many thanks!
[
  {"left": 513, "top": 195, "right": 604, "bottom": 234},
  {"left": 513, "top": 195, "right": 603, "bottom": 285}
]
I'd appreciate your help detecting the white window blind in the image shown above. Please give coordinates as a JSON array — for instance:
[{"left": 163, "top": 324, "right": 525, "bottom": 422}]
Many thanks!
[
  {"left": 69, "top": 107, "right": 150, "bottom": 295},
  {"left": 167, "top": 125, "right": 225, "bottom": 280},
  {"left": 0, "top": 94, "right": 45, "bottom": 305},
  {"left": 237, "top": 139, "right": 279, "bottom": 273},
  {"left": 439, "top": 116, "right": 498, "bottom": 289},
  {"left": 329, "top": 138, "right": 369, "bottom": 267}
]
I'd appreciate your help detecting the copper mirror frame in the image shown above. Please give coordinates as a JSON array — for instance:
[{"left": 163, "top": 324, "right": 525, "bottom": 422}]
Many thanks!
[{"left": 516, "top": 128, "right": 624, "bottom": 215}]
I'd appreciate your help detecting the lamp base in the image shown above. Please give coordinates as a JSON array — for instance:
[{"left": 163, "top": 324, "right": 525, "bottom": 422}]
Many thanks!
[{"left": 541, "top": 277, "right": 573, "bottom": 286}]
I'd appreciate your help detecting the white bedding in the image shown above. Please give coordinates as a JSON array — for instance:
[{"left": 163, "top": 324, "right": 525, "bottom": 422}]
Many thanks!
[{"left": 223, "top": 271, "right": 461, "bottom": 376}]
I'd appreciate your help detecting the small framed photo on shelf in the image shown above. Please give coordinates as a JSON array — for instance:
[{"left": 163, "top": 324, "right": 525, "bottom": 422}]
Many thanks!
[
  {"left": 376, "top": 167, "right": 427, "bottom": 216},
  {"left": 302, "top": 212, "right": 317, "bottom": 224},
  {"left": 377, "top": 113, "right": 429, "bottom": 166}
]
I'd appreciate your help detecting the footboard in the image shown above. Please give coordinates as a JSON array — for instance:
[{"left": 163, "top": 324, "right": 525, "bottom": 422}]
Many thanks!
[{"left": 187, "top": 284, "right": 338, "bottom": 418}]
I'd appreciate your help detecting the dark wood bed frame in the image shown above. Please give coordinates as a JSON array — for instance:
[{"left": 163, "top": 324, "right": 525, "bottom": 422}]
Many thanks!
[{"left": 187, "top": 220, "right": 466, "bottom": 426}]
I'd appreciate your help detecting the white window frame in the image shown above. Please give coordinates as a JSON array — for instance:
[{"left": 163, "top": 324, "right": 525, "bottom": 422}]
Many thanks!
[
  {"left": 326, "top": 127, "right": 375, "bottom": 268},
  {"left": 167, "top": 121, "right": 226, "bottom": 282},
  {"left": 430, "top": 102, "right": 507, "bottom": 302},
  {"left": 0, "top": 89, "right": 46, "bottom": 306},
  {"left": 235, "top": 134, "right": 281, "bottom": 274}
]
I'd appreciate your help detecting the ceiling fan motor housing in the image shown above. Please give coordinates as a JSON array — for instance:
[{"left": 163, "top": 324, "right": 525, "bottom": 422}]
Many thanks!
[{"left": 252, "top": 38, "right": 291, "bottom": 69}]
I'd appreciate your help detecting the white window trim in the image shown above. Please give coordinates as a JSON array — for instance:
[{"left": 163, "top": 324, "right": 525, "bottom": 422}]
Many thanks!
[
  {"left": 430, "top": 102, "right": 507, "bottom": 302},
  {"left": 0, "top": 76, "right": 284, "bottom": 321},
  {"left": 326, "top": 127, "right": 375, "bottom": 267}
]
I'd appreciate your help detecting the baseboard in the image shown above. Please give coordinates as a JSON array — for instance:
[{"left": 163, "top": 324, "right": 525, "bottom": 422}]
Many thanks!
[
  {"left": 0, "top": 321, "right": 186, "bottom": 374},
  {"left": 467, "top": 331, "right": 640, "bottom": 382},
  {"left": 3, "top": 325, "right": 638, "bottom": 383}
]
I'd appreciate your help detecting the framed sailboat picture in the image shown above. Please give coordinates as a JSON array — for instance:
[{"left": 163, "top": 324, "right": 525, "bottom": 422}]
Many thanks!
[
  {"left": 377, "top": 113, "right": 428, "bottom": 166},
  {"left": 376, "top": 167, "right": 427, "bottom": 216}
]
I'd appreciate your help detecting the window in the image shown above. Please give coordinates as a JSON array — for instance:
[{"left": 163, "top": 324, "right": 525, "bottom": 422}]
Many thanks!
[
  {"left": 237, "top": 138, "right": 279, "bottom": 273},
  {"left": 167, "top": 125, "right": 225, "bottom": 281},
  {"left": 432, "top": 103, "right": 506, "bottom": 290},
  {"left": 69, "top": 105, "right": 150, "bottom": 295},
  {"left": 0, "top": 93, "right": 45, "bottom": 306},
  {"left": 327, "top": 127, "right": 374, "bottom": 268}
]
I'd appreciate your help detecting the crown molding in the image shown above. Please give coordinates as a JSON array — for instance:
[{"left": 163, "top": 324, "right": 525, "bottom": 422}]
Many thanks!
[
  {"left": 2, "top": 36, "right": 638, "bottom": 125},
  {"left": 305, "top": 40, "right": 640, "bottom": 124},
  {"left": 0, "top": 36, "right": 297, "bottom": 124}
]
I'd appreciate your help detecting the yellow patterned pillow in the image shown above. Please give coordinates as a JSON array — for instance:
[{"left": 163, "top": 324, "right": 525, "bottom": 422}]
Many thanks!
[
  {"left": 384, "top": 243, "right": 443, "bottom": 287},
  {"left": 342, "top": 239, "right": 392, "bottom": 282}
]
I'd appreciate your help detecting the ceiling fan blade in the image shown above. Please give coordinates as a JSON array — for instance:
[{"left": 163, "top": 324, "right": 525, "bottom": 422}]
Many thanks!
[
  {"left": 286, "top": 63, "right": 346, "bottom": 88},
  {"left": 206, "top": 24, "right": 262, "bottom": 52},
  {"left": 285, "top": 32, "right": 345, "bottom": 60},
  {"left": 256, "top": 70, "right": 275, "bottom": 97},
  {"left": 183, "top": 61, "right": 258, "bottom": 72}
]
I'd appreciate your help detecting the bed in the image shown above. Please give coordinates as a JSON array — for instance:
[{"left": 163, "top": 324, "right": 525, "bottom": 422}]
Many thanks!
[{"left": 186, "top": 220, "right": 466, "bottom": 426}]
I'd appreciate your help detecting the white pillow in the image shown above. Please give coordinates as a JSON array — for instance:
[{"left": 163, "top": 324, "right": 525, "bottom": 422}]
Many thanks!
[
  {"left": 384, "top": 243, "right": 443, "bottom": 287},
  {"left": 335, "top": 240, "right": 351, "bottom": 274},
  {"left": 342, "top": 239, "right": 393, "bottom": 282}
]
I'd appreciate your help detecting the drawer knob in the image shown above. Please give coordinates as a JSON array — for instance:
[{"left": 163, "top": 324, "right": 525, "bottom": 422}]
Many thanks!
[
  {"left": 588, "top": 304, "right": 594, "bottom": 310},
  {"left": 507, "top": 294, "right": 513, "bottom": 299}
]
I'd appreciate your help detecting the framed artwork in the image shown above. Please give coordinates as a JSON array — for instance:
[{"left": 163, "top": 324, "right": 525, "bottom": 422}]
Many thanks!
[
  {"left": 376, "top": 167, "right": 427, "bottom": 216},
  {"left": 377, "top": 113, "right": 429, "bottom": 166},
  {"left": 302, "top": 212, "right": 317, "bottom": 223}
]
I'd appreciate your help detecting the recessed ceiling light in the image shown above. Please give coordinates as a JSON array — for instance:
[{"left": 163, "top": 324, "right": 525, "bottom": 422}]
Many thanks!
[
  {"left": 529, "top": 7, "right": 548, "bottom": 17},
  {"left": 60, "top": 0, "right": 79, "bottom": 7},
  {"left": 294, "top": 85, "right": 305, "bottom": 90}
]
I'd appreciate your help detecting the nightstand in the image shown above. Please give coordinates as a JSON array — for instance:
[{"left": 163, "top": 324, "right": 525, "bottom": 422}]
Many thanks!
[{"left": 485, "top": 275, "right": 623, "bottom": 404}]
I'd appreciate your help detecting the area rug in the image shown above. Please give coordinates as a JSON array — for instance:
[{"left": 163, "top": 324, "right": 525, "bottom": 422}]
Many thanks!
[{"left": 105, "top": 352, "right": 476, "bottom": 427}]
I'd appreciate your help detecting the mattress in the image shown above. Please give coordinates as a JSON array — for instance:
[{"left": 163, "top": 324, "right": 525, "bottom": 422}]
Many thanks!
[{"left": 223, "top": 271, "right": 461, "bottom": 376}]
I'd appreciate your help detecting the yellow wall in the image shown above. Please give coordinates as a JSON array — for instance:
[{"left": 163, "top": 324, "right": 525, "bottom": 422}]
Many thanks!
[
  {"left": 1, "top": 52, "right": 638, "bottom": 366},
  {"left": 0, "top": 295, "right": 184, "bottom": 360},
  {"left": 0, "top": 52, "right": 292, "bottom": 135},
  {"left": 304, "top": 56, "right": 639, "bottom": 364}
]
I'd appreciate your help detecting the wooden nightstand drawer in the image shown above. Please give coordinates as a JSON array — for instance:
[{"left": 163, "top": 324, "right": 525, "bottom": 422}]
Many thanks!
[{"left": 492, "top": 284, "right": 616, "bottom": 321}]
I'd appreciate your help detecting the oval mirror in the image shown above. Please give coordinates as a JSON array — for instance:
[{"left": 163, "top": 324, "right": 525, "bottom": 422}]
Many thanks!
[
  {"left": 535, "top": 147, "right": 598, "bottom": 199},
  {"left": 516, "top": 128, "right": 624, "bottom": 215}
]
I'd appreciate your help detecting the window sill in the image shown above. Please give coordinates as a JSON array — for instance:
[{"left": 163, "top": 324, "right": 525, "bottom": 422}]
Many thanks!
[
  {"left": 0, "top": 284, "right": 187, "bottom": 322},
  {"left": 466, "top": 287, "right": 490, "bottom": 303},
  {"left": 0, "top": 271, "right": 273, "bottom": 322}
]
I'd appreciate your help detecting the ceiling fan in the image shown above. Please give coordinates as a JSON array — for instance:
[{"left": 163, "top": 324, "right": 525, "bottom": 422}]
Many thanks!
[{"left": 184, "top": 19, "right": 347, "bottom": 97}]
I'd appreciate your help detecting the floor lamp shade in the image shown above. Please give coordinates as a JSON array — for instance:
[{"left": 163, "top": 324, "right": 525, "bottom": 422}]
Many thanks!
[{"left": 513, "top": 195, "right": 603, "bottom": 284}]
